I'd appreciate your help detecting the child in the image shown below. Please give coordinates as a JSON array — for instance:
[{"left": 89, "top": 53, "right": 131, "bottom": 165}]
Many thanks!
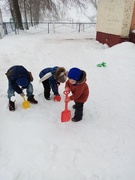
[
  {"left": 65, "top": 67, "right": 89, "bottom": 122},
  {"left": 39, "top": 66, "right": 67, "bottom": 101},
  {"left": 6, "top": 65, "right": 38, "bottom": 111}
]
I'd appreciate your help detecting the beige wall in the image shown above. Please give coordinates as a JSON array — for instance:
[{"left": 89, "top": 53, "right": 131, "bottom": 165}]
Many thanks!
[
  {"left": 130, "top": 2, "right": 135, "bottom": 31},
  {"left": 96, "top": 0, "right": 135, "bottom": 37}
]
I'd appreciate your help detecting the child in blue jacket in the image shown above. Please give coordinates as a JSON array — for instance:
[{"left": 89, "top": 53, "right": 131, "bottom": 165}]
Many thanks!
[
  {"left": 39, "top": 66, "right": 67, "bottom": 101},
  {"left": 6, "top": 65, "right": 38, "bottom": 111}
]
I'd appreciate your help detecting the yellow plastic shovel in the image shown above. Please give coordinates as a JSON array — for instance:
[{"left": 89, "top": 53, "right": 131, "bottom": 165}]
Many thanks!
[{"left": 22, "top": 96, "right": 30, "bottom": 109}]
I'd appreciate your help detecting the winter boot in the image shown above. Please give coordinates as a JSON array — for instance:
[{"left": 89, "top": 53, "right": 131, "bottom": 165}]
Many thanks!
[
  {"left": 72, "top": 104, "right": 76, "bottom": 109},
  {"left": 27, "top": 95, "right": 38, "bottom": 104},
  {"left": 44, "top": 91, "right": 50, "bottom": 100},
  {"left": 71, "top": 117, "right": 82, "bottom": 122},
  {"left": 9, "top": 100, "right": 15, "bottom": 111}
]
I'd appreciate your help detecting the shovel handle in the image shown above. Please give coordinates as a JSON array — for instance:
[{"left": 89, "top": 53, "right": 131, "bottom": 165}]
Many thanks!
[
  {"left": 61, "top": 90, "right": 71, "bottom": 122},
  {"left": 63, "top": 90, "right": 70, "bottom": 95},
  {"left": 22, "top": 96, "right": 26, "bottom": 101},
  {"left": 63, "top": 91, "right": 70, "bottom": 111}
]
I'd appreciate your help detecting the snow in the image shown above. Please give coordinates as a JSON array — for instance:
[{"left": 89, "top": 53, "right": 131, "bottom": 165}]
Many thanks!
[{"left": 0, "top": 30, "right": 135, "bottom": 180}]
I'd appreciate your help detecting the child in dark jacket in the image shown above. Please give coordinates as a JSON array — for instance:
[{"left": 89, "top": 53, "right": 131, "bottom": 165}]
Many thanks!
[
  {"left": 65, "top": 67, "right": 89, "bottom": 122},
  {"left": 6, "top": 65, "right": 38, "bottom": 111},
  {"left": 39, "top": 66, "right": 67, "bottom": 101}
]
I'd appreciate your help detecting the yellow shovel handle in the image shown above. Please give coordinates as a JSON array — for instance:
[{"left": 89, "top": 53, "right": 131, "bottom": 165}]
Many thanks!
[{"left": 23, "top": 96, "right": 26, "bottom": 101}]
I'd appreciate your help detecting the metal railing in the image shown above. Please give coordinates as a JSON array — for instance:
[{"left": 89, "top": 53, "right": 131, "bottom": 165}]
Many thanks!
[{"left": 1, "top": 21, "right": 96, "bottom": 35}]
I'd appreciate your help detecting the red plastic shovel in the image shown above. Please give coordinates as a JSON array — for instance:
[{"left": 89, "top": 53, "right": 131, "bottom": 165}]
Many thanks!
[{"left": 61, "top": 91, "right": 71, "bottom": 122}]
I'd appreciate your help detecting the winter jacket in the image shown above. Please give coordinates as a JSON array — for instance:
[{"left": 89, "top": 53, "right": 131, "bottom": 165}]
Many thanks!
[
  {"left": 65, "top": 70, "right": 89, "bottom": 103},
  {"left": 39, "top": 66, "right": 59, "bottom": 95},
  {"left": 6, "top": 65, "right": 32, "bottom": 94}
]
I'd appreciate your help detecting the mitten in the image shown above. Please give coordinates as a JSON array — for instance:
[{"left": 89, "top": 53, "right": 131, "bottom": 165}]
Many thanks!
[
  {"left": 53, "top": 95, "right": 61, "bottom": 102},
  {"left": 57, "top": 82, "right": 60, "bottom": 86}
]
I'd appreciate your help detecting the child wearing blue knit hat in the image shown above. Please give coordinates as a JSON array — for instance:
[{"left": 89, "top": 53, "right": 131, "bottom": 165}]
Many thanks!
[
  {"left": 68, "top": 67, "right": 82, "bottom": 81},
  {"left": 65, "top": 67, "right": 89, "bottom": 122},
  {"left": 5, "top": 65, "right": 38, "bottom": 111}
]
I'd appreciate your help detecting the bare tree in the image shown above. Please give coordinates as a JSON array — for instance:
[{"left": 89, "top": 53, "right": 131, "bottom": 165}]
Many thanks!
[
  {"left": 79, "top": 0, "right": 98, "bottom": 22},
  {"left": 23, "top": 0, "right": 29, "bottom": 29},
  {"left": 58, "top": 0, "right": 98, "bottom": 21},
  {"left": 5, "top": 0, "right": 98, "bottom": 29},
  {"left": 8, "top": 0, "right": 23, "bottom": 29},
  {"left": 91, "top": 0, "right": 98, "bottom": 9},
  {"left": 61, "top": 0, "right": 98, "bottom": 10},
  {"left": 39, "top": 0, "right": 59, "bottom": 20},
  {"left": 29, "top": 0, "right": 33, "bottom": 26},
  {"left": 20, "top": 0, "right": 88, "bottom": 23}
]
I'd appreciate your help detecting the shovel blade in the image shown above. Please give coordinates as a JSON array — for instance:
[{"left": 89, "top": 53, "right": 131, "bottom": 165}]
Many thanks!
[
  {"left": 61, "top": 110, "right": 71, "bottom": 122},
  {"left": 22, "top": 101, "right": 30, "bottom": 109}
]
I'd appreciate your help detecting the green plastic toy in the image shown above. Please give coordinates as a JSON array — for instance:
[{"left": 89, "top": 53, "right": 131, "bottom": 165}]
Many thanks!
[{"left": 97, "top": 62, "right": 106, "bottom": 67}]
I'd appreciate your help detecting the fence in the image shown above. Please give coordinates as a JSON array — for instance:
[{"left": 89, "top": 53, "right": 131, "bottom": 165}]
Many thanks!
[{"left": 1, "top": 21, "right": 96, "bottom": 35}]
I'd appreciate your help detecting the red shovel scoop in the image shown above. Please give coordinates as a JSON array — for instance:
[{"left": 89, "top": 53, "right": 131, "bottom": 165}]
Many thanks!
[{"left": 61, "top": 91, "right": 71, "bottom": 122}]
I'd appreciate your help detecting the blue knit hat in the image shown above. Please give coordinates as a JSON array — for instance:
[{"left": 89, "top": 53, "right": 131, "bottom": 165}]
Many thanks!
[
  {"left": 16, "top": 77, "right": 29, "bottom": 87},
  {"left": 68, "top": 68, "right": 82, "bottom": 81}
]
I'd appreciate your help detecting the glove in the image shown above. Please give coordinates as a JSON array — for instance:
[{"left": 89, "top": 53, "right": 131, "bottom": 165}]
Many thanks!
[
  {"left": 57, "top": 82, "right": 60, "bottom": 86},
  {"left": 20, "top": 92, "right": 25, "bottom": 97},
  {"left": 53, "top": 95, "right": 61, "bottom": 102}
]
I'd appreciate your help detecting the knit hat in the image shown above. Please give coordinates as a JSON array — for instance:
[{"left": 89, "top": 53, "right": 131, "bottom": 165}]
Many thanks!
[
  {"left": 68, "top": 67, "right": 82, "bottom": 81},
  {"left": 16, "top": 77, "right": 29, "bottom": 87}
]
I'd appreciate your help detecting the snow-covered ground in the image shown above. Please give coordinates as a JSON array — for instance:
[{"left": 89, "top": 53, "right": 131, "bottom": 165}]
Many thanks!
[{"left": 0, "top": 30, "right": 135, "bottom": 180}]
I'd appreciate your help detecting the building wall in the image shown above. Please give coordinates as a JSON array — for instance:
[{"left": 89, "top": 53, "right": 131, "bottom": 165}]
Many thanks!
[
  {"left": 96, "top": 0, "right": 124, "bottom": 35},
  {"left": 96, "top": 0, "right": 135, "bottom": 46},
  {"left": 130, "top": 3, "right": 135, "bottom": 44},
  {"left": 121, "top": 0, "right": 135, "bottom": 36},
  {"left": 130, "top": 2, "right": 135, "bottom": 31}
]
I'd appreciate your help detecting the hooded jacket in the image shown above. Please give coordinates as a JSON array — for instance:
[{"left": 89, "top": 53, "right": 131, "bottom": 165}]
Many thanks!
[
  {"left": 65, "top": 70, "right": 89, "bottom": 103},
  {"left": 39, "top": 66, "right": 66, "bottom": 95},
  {"left": 6, "top": 65, "right": 31, "bottom": 94}
]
